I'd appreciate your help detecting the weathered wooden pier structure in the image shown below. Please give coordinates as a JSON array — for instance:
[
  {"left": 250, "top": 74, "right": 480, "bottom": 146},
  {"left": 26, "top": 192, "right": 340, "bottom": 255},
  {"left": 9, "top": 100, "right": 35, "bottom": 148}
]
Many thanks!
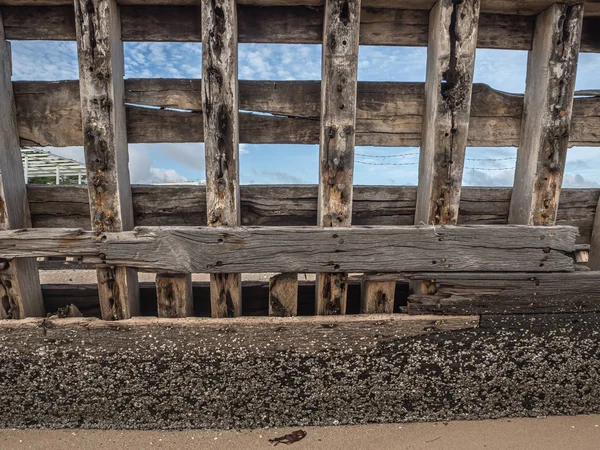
[{"left": 1, "top": 0, "right": 600, "bottom": 429}]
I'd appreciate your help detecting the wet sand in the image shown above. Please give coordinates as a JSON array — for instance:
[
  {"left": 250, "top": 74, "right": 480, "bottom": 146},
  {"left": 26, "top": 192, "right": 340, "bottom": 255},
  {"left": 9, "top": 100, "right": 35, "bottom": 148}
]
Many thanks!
[{"left": 2, "top": 415, "right": 600, "bottom": 450}]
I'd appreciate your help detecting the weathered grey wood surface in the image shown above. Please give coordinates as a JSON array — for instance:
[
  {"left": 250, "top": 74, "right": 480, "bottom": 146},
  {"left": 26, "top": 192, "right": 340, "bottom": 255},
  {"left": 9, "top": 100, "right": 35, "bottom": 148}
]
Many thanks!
[
  {"left": 202, "top": 0, "right": 242, "bottom": 318},
  {"left": 74, "top": 0, "right": 139, "bottom": 320},
  {"left": 360, "top": 279, "right": 395, "bottom": 314},
  {"left": 0, "top": 225, "right": 577, "bottom": 273},
  {"left": 316, "top": 0, "right": 361, "bottom": 315},
  {"left": 415, "top": 0, "right": 479, "bottom": 226},
  {"left": 25, "top": 185, "right": 600, "bottom": 245},
  {"left": 589, "top": 194, "right": 600, "bottom": 270},
  {"left": 403, "top": 272, "right": 600, "bottom": 315},
  {"left": 155, "top": 273, "right": 193, "bottom": 318},
  {"left": 14, "top": 79, "right": 600, "bottom": 148},
  {"left": 509, "top": 4, "right": 584, "bottom": 226},
  {"left": 0, "top": 13, "right": 44, "bottom": 319},
  {"left": 3, "top": 314, "right": 600, "bottom": 429},
  {"left": 269, "top": 273, "right": 298, "bottom": 316}
]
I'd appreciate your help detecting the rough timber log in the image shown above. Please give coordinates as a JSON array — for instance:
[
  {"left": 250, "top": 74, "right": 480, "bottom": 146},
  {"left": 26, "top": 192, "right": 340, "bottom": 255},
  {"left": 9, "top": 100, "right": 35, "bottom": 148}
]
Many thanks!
[
  {"left": 402, "top": 272, "right": 600, "bottom": 315},
  {"left": 2, "top": 316, "right": 600, "bottom": 428},
  {"left": 0, "top": 12, "right": 44, "bottom": 319},
  {"left": 13, "top": 80, "right": 600, "bottom": 148},
  {"left": 0, "top": 225, "right": 578, "bottom": 273},
  {"left": 25, "top": 185, "right": 600, "bottom": 245},
  {"left": 201, "top": 0, "right": 242, "bottom": 318},
  {"left": 74, "top": 0, "right": 139, "bottom": 320}
]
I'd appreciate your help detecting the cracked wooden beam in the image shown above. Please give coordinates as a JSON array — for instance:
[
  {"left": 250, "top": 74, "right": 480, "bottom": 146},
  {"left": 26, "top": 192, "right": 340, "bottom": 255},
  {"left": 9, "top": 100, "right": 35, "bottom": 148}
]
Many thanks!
[
  {"left": 509, "top": 3, "right": 584, "bottom": 226},
  {"left": 202, "top": 0, "right": 241, "bottom": 318},
  {"left": 0, "top": 12, "right": 44, "bottom": 319},
  {"left": 74, "top": 0, "right": 139, "bottom": 320},
  {"left": 316, "top": 0, "right": 361, "bottom": 315}
]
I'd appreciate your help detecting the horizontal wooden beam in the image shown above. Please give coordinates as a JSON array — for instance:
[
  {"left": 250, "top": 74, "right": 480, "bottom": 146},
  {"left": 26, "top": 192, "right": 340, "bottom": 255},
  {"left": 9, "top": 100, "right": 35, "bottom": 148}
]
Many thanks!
[
  {"left": 401, "top": 272, "right": 600, "bottom": 315},
  {"left": 0, "top": 225, "right": 577, "bottom": 273},
  {"left": 13, "top": 80, "right": 600, "bottom": 148},
  {"left": 26, "top": 185, "right": 599, "bottom": 245},
  {"left": 0, "top": 1, "right": 593, "bottom": 17}
]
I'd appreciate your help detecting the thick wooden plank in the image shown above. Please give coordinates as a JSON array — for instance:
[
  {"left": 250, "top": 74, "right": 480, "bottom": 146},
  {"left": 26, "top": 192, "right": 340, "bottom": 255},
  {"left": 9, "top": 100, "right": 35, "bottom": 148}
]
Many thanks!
[
  {"left": 403, "top": 272, "right": 600, "bottom": 315},
  {"left": 25, "top": 184, "right": 600, "bottom": 245},
  {"left": 1, "top": 0, "right": 595, "bottom": 18},
  {"left": 0, "top": 225, "right": 578, "bottom": 273},
  {"left": 590, "top": 195, "right": 600, "bottom": 270},
  {"left": 269, "top": 273, "right": 298, "bottom": 316},
  {"left": 74, "top": 0, "right": 139, "bottom": 320},
  {"left": 202, "top": 0, "right": 241, "bottom": 318},
  {"left": 509, "top": 4, "right": 584, "bottom": 226},
  {"left": 316, "top": 0, "right": 361, "bottom": 316},
  {"left": 14, "top": 80, "right": 600, "bottom": 148},
  {"left": 0, "top": 13, "right": 43, "bottom": 319},
  {"left": 155, "top": 273, "right": 193, "bottom": 318},
  {"left": 415, "top": 0, "right": 479, "bottom": 226}
]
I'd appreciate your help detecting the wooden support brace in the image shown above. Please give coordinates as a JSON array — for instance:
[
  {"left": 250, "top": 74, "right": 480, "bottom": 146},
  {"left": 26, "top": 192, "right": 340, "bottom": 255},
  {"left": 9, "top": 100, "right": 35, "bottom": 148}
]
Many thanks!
[
  {"left": 269, "top": 273, "right": 298, "bottom": 317},
  {"left": 74, "top": 0, "right": 139, "bottom": 320},
  {"left": 202, "top": 0, "right": 241, "bottom": 318},
  {"left": 411, "top": 0, "right": 480, "bottom": 299},
  {"left": 509, "top": 3, "right": 584, "bottom": 226},
  {"left": 156, "top": 273, "right": 193, "bottom": 318},
  {"left": 589, "top": 194, "right": 600, "bottom": 270},
  {"left": 415, "top": 0, "right": 480, "bottom": 226},
  {"left": 0, "top": 12, "right": 44, "bottom": 319},
  {"left": 316, "top": 0, "right": 361, "bottom": 316}
]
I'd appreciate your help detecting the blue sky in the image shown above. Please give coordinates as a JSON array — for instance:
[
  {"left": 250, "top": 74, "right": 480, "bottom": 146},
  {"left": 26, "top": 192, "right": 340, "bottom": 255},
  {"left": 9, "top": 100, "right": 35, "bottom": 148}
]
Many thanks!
[{"left": 10, "top": 40, "right": 600, "bottom": 187}]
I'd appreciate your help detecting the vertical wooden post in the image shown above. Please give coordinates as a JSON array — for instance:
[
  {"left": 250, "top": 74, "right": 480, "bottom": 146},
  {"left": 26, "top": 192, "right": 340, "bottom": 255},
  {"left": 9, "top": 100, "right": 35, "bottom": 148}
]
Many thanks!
[
  {"left": 360, "top": 278, "right": 395, "bottom": 314},
  {"left": 269, "top": 273, "right": 298, "bottom": 317},
  {"left": 316, "top": 0, "right": 361, "bottom": 316},
  {"left": 415, "top": 0, "right": 480, "bottom": 226},
  {"left": 156, "top": 273, "right": 194, "bottom": 318},
  {"left": 509, "top": 3, "right": 584, "bottom": 226},
  {"left": 202, "top": 0, "right": 241, "bottom": 318},
  {"left": 410, "top": 0, "right": 480, "bottom": 303},
  {"left": 74, "top": 0, "right": 139, "bottom": 320},
  {"left": 0, "top": 12, "right": 44, "bottom": 319},
  {"left": 588, "top": 195, "right": 600, "bottom": 270}
]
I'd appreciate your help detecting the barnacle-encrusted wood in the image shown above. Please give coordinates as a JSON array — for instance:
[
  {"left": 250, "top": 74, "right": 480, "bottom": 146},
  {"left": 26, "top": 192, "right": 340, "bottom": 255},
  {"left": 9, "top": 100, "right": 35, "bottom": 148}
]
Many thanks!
[
  {"left": 509, "top": 3, "right": 584, "bottom": 226},
  {"left": 316, "top": 0, "right": 361, "bottom": 315},
  {"left": 0, "top": 12, "right": 43, "bottom": 319},
  {"left": 202, "top": 0, "right": 241, "bottom": 317},
  {"left": 74, "top": 0, "right": 139, "bottom": 320},
  {"left": 415, "top": 0, "right": 480, "bottom": 226}
]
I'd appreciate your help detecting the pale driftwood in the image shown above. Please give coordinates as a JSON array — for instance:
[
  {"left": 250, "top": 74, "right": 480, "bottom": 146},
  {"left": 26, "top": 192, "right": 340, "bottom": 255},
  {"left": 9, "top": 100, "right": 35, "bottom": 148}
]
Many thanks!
[
  {"left": 74, "top": 0, "right": 139, "bottom": 320},
  {"left": 0, "top": 225, "right": 578, "bottom": 273},
  {"left": 316, "top": 0, "right": 361, "bottom": 316},
  {"left": 156, "top": 273, "right": 193, "bottom": 318},
  {"left": 415, "top": 0, "right": 479, "bottom": 226},
  {"left": 509, "top": 4, "right": 584, "bottom": 226},
  {"left": 269, "top": 273, "right": 298, "bottom": 317},
  {"left": 360, "top": 279, "right": 395, "bottom": 314},
  {"left": 14, "top": 79, "right": 600, "bottom": 148},
  {"left": 0, "top": 14, "right": 43, "bottom": 319},
  {"left": 202, "top": 0, "right": 241, "bottom": 318}
]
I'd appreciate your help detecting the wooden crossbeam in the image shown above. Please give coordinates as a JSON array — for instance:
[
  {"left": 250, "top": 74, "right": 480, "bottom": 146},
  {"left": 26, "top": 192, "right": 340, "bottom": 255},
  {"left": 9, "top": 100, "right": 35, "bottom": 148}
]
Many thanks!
[
  {"left": 202, "top": 0, "right": 241, "bottom": 318},
  {"left": 0, "top": 225, "right": 578, "bottom": 273},
  {"left": 316, "top": 0, "right": 361, "bottom": 315},
  {"left": 509, "top": 4, "right": 584, "bottom": 226},
  {"left": 74, "top": 0, "right": 139, "bottom": 320},
  {"left": 14, "top": 79, "right": 600, "bottom": 148},
  {"left": 0, "top": 12, "right": 44, "bottom": 319}
]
